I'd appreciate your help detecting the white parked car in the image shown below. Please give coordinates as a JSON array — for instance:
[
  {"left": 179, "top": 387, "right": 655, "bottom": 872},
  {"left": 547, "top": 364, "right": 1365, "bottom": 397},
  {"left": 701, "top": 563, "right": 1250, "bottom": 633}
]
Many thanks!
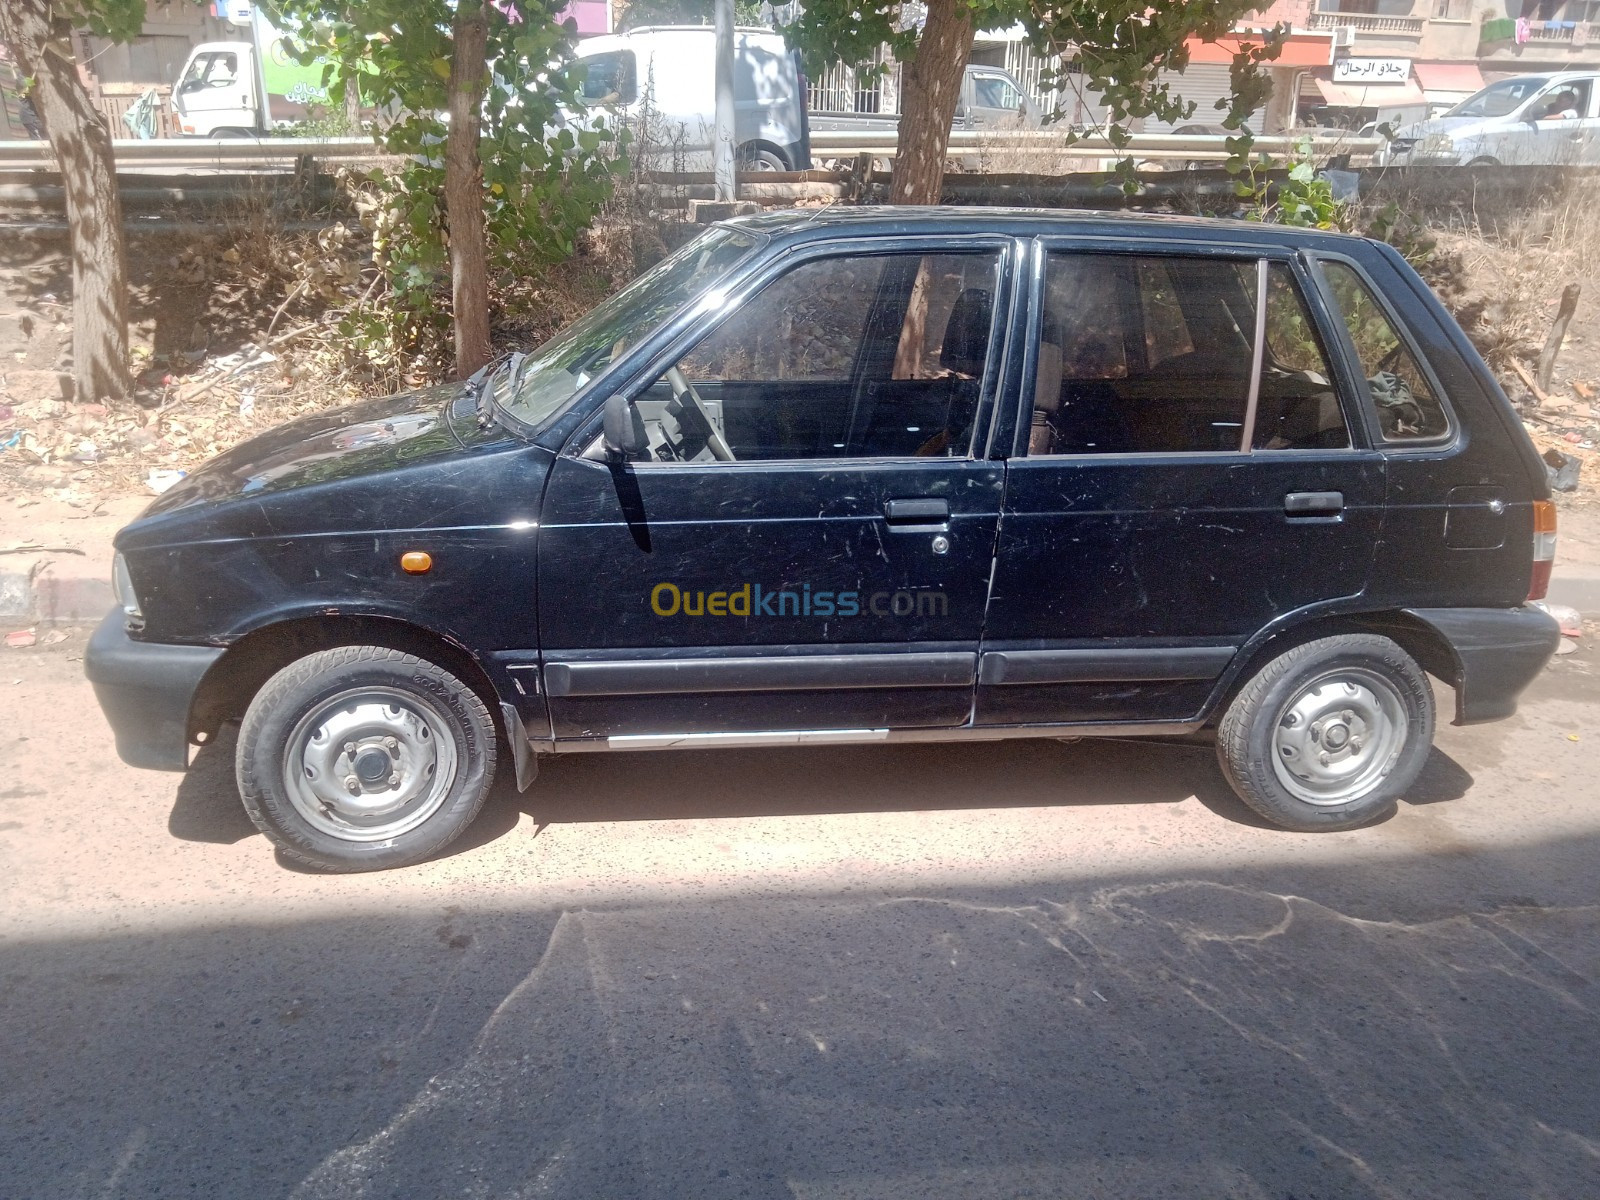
[{"left": 1382, "top": 71, "right": 1600, "bottom": 166}]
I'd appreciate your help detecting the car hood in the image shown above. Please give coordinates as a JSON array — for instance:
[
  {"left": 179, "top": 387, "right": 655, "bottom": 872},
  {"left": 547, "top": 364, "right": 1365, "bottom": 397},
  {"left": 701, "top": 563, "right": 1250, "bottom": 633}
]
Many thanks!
[
  {"left": 1394, "top": 115, "right": 1486, "bottom": 142},
  {"left": 136, "top": 382, "right": 514, "bottom": 520}
]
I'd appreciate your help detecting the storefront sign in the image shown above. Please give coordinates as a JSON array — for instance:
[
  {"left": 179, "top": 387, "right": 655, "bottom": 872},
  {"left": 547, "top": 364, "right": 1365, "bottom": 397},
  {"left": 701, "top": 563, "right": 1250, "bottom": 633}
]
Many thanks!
[{"left": 1333, "top": 58, "right": 1412, "bottom": 84}]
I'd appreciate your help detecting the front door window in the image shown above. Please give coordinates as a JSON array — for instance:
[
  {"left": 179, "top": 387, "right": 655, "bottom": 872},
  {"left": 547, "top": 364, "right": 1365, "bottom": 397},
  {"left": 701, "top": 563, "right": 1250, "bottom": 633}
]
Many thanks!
[{"left": 618, "top": 250, "right": 1002, "bottom": 463}]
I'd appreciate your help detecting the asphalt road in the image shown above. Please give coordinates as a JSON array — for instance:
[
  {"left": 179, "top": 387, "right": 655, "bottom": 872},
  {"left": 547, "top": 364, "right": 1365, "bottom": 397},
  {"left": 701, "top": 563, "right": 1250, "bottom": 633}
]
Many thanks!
[{"left": 1, "top": 633, "right": 1598, "bottom": 1199}]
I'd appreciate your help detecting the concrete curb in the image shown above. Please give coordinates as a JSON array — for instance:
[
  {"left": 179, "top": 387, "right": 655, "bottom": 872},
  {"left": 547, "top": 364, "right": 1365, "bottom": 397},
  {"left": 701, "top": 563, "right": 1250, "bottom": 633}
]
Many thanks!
[{"left": 0, "top": 554, "right": 114, "bottom": 626}]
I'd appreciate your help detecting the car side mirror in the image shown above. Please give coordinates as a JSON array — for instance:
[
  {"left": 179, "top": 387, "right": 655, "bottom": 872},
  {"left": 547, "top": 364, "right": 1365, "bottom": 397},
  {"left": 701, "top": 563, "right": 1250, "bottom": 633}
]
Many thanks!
[{"left": 602, "top": 392, "right": 642, "bottom": 461}]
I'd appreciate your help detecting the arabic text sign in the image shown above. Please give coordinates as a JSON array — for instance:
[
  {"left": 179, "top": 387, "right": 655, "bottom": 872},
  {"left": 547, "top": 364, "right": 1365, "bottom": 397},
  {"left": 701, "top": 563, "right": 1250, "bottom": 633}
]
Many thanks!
[{"left": 1333, "top": 58, "right": 1412, "bottom": 84}]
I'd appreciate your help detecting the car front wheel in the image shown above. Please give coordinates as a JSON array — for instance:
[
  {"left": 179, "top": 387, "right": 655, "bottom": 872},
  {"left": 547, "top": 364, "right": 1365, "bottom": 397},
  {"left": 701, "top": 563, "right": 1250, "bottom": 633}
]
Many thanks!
[
  {"left": 1216, "top": 634, "right": 1434, "bottom": 831},
  {"left": 236, "top": 646, "right": 497, "bottom": 871}
]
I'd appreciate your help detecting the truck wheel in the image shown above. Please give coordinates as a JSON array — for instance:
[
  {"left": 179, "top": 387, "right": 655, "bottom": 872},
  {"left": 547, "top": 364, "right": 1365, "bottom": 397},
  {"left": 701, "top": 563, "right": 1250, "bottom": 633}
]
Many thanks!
[
  {"left": 1215, "top": 634, "right": 1434, "bottom": 831},
  {"left": 737, "top": 144, "right": 787, "bottom": 172},
  {"left": 236, "top": 646, "right": 497, "bottom": 871}
]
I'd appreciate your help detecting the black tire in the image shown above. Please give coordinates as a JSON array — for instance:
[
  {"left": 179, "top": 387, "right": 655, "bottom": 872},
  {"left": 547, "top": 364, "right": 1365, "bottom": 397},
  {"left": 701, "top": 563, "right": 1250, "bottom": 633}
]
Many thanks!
[
  {"left": 236, "top": 646, "right": 497, "bottom": 871},
  {"left": 1215, "top": 634, "right": 1434, "bottom": 832},
  {"left": 737, "top": 144, "right": 787, "bottom": 172}
]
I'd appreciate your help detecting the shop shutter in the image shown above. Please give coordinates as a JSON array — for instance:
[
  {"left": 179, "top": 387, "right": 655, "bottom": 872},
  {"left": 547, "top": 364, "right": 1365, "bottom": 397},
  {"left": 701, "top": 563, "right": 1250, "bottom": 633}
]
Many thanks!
[{"left": 1143, "top": 63, "right": 1267, "bottom": 135}]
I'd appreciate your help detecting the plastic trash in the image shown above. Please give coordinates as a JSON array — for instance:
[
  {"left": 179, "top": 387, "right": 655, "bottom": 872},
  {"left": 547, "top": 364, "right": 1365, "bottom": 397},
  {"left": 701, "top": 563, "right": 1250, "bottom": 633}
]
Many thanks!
[
  {"left": 1532, "top": 600, "right": 1585, "bottom": 638},
  {"left": 1543, "top": 447, "right": 1582, "bottom": 492},
  {"left": 146, "top": 469, "right": 187, "bottom": 495}
]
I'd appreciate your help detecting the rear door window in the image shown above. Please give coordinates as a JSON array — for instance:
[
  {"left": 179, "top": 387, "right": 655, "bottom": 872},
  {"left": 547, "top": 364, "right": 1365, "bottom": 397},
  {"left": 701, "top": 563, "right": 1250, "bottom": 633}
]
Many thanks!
[
  {"left": 1319, "top": 260, "right": 1450, "bottom": 442},
  {"left": 1257, "top": 263, "right": 1350, "bottom": 450},
  {"left": 1029, "top": 252, "right": 1354, "bottom": 455},
  {"left": 1030, "top": 253, "right": 1258, "bottom": 454}
]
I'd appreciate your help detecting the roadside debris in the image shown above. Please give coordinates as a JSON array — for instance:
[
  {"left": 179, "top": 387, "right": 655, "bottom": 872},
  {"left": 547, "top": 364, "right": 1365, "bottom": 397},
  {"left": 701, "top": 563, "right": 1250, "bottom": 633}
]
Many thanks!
[
  {"left": 1544, "top": 448, "right": 1584, "bottom": 492},
  {"left": 146, "top": 469, "right": 187, "bottom": 495},
  {"left": 1533, "top": 601, "right": 1585, "bottom": 639},
  {"left": 5, "top": 629, "right": 36, "bottom": 649}
]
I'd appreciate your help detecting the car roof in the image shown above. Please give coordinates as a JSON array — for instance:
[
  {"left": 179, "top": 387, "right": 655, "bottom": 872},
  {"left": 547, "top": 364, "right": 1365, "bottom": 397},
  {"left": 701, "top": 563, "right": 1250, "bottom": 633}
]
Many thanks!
[{"left": 723, "top": 206, "right": 1376, "bottom": 253}]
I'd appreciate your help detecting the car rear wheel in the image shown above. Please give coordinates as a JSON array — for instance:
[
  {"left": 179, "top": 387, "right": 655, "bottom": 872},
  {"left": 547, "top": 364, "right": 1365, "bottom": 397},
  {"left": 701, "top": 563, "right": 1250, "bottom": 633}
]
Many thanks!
[
  {"left": 236, "top": 646, "right": 497, "bottom": 871},
  {"left": 1216, "top": 634, "right": 1434, "bottom": 831}
]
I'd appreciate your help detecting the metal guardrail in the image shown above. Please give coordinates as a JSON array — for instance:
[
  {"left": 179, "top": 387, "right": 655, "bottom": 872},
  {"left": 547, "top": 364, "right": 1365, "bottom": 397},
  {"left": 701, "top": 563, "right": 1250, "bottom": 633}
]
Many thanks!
[
  {"left": 0, "top": 130, "right": 1382, "bottom": 173},
  {"left": 0, "top": 136, "right": 389, "bottom": 172},
  {"left": 807, "top": 130, "right": 1382, "bottom": 165}
]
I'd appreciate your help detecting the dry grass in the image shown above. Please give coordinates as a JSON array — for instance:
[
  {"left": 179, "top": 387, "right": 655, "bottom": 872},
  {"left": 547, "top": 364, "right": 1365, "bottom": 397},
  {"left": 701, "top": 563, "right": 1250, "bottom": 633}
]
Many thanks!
[{"left": 1424, "top": 173, "right": 1600, "bottom": 377}]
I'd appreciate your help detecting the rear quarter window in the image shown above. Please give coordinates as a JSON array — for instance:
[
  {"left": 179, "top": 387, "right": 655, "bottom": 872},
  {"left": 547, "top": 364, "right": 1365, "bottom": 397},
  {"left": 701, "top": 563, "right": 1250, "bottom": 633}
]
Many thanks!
[{"left": 1320, "top": 260, "right": 1452, "bottom": 443}]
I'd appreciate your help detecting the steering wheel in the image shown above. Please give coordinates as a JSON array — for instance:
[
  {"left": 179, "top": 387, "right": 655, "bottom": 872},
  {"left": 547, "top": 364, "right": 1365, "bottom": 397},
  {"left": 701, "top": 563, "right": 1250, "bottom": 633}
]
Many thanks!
[{"left": 665, "top": 365, "right": 736, "bottom": 462}]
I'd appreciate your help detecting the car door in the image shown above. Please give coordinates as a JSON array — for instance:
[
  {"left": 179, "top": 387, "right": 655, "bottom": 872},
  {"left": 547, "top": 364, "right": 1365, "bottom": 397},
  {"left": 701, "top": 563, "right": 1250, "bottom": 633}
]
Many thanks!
[
  {"left": 1525, "top": 77, "right": 1597, "bottom": 164},
  {"left": 976, "top": 241, "right": 1385, "bottom": 726},
  {"left": 175, "top": 49, "right": 255, "bottom": 133},
  {"left": 535, "top": 239, "right": 1019, "bottom": 742},
  {"left": 967, "top": 70, "right": 1026, "bottom": 129}
]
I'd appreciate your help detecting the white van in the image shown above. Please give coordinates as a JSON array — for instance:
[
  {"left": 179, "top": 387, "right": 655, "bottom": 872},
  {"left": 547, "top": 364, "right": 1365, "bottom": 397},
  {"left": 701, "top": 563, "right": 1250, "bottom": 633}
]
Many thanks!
[{"left": 571, "top": 27, "right": 810, "bottom": 171}]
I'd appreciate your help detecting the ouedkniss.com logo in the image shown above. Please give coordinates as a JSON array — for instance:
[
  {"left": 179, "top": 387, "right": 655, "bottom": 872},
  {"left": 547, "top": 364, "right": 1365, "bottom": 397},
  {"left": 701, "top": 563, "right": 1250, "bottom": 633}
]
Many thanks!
[{"left": 650, "top": 581, "right": 948, "bottom": 619}]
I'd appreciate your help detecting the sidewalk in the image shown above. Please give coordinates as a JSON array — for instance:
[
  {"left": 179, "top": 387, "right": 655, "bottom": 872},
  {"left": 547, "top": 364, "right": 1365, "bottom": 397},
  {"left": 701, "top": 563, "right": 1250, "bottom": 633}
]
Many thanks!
[
  {"left": 1549, "top": 502, "right": 1600, "bottom": 618},
  {"left": 0, "top": 494, "right": 146, "bottom": 628}
]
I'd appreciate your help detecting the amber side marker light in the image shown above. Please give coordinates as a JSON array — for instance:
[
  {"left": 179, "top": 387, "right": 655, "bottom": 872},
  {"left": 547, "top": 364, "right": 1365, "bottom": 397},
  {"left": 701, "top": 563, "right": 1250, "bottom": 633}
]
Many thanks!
[
  {"left": 1529, "top": 500, "right": 1557, "bottom": 602},
  {"left": 400, "top": 551, "right": 433, "bottom": 575}
]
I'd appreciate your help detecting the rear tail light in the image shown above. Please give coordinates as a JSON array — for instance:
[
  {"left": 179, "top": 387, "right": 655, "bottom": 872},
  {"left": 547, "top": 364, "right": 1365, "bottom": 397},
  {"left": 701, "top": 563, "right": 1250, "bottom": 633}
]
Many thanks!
[{"left": 1529, "top": 499, "right": 1557, "bottom": 601}]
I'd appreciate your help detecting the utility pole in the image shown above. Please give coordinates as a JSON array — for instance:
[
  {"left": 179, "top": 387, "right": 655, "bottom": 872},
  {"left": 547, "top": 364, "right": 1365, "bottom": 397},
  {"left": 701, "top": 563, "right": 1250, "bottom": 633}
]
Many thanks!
[{"left": 713, "top": 0, "right": 736, "bottom": 202}]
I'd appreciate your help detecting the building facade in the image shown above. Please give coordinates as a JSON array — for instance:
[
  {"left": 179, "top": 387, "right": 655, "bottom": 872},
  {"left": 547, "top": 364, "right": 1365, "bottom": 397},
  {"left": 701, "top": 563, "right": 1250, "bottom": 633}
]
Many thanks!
[{"left": 1255, "top": 0, "right": 1600, "bottom": 128}]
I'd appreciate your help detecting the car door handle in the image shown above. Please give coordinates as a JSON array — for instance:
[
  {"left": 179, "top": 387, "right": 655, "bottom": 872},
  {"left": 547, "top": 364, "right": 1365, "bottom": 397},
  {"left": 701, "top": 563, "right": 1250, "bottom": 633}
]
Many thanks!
[
  {"left": 1284, "top": 491, "right": 1344, "bottom": 518},
  {"left": 884, "top": 498, "right": 949, "bottom": 526}
]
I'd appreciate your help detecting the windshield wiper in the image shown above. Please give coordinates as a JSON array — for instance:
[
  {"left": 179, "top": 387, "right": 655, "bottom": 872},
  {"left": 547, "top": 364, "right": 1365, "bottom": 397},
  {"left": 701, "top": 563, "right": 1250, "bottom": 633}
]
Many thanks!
[
  {"left": 463, "top": 360, "right": 499, "bottom": 430},
  {"left": 476, "top": 351, "right": 540, "bottom": 431},
  {"left": 465, "top": 352, "right": 532, "bottom": 431}
]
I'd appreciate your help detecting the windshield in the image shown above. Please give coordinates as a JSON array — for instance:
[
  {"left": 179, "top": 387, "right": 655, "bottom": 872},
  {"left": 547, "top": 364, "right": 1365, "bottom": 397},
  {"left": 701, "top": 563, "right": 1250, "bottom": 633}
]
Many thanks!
[
  {"left": 1446, "top": 77, "right": 1550, "bottom": 119},
  {"left": 498, "top": 226, "right": 760, "bottom": 426}
]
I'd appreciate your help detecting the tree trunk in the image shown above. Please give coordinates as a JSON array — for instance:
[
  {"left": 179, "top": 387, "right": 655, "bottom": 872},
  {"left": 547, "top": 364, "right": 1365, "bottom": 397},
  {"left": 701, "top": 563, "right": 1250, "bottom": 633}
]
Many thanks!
[
  {"left": 0, "top": 2, "right": 133, "bottom": 404},
  {"left": 889, "top": 0, "right": 975, "bottom": 205},
  {"left": 445, "top": 0, "right": 490, "bottom": 379},
  {"left": 343, "top": 69, "right": 362, "bottom": 133}
]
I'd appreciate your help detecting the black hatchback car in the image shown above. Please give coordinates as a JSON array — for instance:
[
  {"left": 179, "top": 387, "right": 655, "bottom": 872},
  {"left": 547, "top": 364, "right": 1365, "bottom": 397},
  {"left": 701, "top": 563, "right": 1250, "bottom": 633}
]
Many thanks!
[{"left": 87, "top": 209, "right": 1561, "bottom": 871}]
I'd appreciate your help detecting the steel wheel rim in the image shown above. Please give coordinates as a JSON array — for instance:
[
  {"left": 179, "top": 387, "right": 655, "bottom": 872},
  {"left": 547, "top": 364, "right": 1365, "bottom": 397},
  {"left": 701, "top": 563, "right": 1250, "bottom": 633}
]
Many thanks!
[
  {"left": 282, "top": 686, "right": 458, "bottom": 842},
  {"left": 1269, "top": 668, "right": 1408, "bottom": 807}
]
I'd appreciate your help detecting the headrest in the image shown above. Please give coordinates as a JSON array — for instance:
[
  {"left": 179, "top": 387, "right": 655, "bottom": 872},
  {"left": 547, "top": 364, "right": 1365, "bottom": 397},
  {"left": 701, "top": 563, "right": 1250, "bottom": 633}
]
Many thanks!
[{"left": 940, "top": 287, "right": 993, "bottom": 377}]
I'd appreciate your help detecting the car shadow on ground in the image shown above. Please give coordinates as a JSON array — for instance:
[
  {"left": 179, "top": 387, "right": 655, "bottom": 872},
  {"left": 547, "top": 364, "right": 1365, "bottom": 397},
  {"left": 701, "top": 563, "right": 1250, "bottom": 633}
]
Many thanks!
[{"left": 168, "top": 725, "right": 1478, "bottom": 860}]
